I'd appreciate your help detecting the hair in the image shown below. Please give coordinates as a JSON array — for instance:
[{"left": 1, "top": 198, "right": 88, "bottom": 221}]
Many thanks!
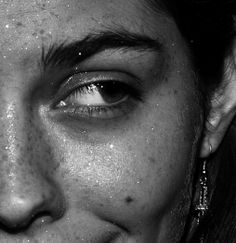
[
  {"left": 161, "top": 0, "right": 235, "bottom": 86},
  {"left": 151, "top": 0, "right": 236, "bottom": 242}
]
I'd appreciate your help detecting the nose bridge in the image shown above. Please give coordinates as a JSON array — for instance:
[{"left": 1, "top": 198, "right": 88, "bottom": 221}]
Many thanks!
[
  {"left": 0, "top": 87, "right": 44, "bottom": 194},
  {"left": 0, "top": 89, "right": 34, "bottom": 173}
]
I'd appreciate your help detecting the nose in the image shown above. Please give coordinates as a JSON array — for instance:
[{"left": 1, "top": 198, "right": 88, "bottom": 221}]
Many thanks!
[
  {"left": 0, "top": 99, "right": 65, "bottom": 232},
  {"left": 0, "top": 179, "right": 63, "bottom": 231}
]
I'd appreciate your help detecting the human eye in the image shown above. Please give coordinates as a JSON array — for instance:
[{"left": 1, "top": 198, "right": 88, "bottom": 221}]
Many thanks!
[{"left": 53, "top": 71, "right": 143, "bottom": 120}]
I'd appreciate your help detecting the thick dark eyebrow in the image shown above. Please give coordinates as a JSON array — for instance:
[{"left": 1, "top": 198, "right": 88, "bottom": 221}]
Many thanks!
[{"left": 41, "top": 29, "right": 162, "bottom": 70}]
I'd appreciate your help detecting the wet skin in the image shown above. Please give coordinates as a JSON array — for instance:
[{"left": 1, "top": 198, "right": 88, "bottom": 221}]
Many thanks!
[{"left": 0, "top": 0, "right": 203, "bottom": 242}]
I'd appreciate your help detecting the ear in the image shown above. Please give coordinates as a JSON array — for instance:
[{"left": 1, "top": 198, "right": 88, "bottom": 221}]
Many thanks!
[{"left": 200, "top": 38, "right": 236, "bottom": 158}]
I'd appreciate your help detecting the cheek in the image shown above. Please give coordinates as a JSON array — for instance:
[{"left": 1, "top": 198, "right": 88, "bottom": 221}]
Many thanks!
[{"left": 44, "top": 93, "right": 199, "bottom": 230}]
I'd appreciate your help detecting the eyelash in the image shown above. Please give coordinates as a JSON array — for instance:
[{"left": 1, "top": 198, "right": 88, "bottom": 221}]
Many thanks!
[{"left": 54, "top": 77, "right": 143, "bottom": 120}]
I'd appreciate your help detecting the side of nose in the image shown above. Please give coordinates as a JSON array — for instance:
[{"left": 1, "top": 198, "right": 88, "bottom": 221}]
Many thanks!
[{"left": 0, "top": 98, "right": 65, "bottom": 232}]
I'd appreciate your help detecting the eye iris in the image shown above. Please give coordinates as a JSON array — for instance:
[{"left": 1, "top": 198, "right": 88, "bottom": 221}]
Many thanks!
[{"left": 96, "top": 82, "right": 127, "bottom": 104}]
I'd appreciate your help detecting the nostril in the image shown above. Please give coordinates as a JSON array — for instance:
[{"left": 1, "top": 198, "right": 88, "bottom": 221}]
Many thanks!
[
  {"left": 0, "top": 211, "right": 53, "bottom": 234},
  {"left": 0, "top": 185, "right": 65, "bottom": 233},
  {"left": 0, "top": 192, "right": 56, "bottom": 233}
]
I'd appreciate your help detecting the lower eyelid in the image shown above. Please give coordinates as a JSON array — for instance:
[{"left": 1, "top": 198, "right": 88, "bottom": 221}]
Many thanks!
[
  {"left": 52, "top": 98, "right": 139, "bottom": 120},
  {"left": 64, "top": 104, "right": 128, "bottom": 119}
]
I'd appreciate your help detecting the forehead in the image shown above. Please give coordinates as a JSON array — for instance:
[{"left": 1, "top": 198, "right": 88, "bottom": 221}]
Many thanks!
[{"left": 0, "top": 0, "right": 170, "bottom": 51}]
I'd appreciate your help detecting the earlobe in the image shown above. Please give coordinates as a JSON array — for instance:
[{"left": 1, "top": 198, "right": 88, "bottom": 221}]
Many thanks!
[{"left": 200, "top": 38, "right": 236, "bottom": 158}]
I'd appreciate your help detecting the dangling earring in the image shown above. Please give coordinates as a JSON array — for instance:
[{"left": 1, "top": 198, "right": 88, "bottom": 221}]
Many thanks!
[{"left": 195, "top": 144, "right": 212, "bottom": 224}]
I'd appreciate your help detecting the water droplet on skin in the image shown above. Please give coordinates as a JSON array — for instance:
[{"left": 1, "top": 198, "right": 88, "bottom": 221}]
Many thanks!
[
  {"left": 7, "top": 113, "right": 12, "bottom": 118},
  {"left": 109, "top": 144, "right": 114, "bottom": 149},
  {"left": 59, "top": 100, "right": 66, "bottom": 107},
  {"left": 81, "top": 130, "right": 87, "bottom": 135}
]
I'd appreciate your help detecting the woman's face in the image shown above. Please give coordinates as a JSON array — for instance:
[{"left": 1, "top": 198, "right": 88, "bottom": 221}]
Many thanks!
[{"left": 0, "top": 0, "right": 203, "bottom": 242}]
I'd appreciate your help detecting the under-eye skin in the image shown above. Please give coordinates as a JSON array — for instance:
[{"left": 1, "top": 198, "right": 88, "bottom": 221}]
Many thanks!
[{"left": 52, "top": 71, "right": 144, "bottom": 120}]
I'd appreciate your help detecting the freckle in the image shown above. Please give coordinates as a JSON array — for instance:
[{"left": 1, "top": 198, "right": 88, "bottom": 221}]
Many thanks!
[
  {"left": 141, "top": 205, "right": 146, "bottom": 210},
  {"left": 174, "top": 90, "right": 178, "bottom": 95},
  {"left": 125, "top": 196, "right": 134, "bottom": 204},
  {"left": 16, "top": 22, "right": 23, "bottom": 27},
  {"left": 148, "top": 157, "right": 156, "bottom": 164},
  {"left": 39, "top": 29, "right": 45, "bottom": 35},
  {"left": 1, "top": 154, "right": 8, "bottom": 161}
]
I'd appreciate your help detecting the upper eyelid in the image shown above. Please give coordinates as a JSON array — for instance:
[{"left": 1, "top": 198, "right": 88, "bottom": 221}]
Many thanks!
[{"left": 58, "top": 71, "right": 142, "bottom": 94}]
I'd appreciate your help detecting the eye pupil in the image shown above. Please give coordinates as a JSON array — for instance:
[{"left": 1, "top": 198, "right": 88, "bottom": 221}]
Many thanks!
[{"left": 96, "top": 82, "right": 127, "bottom": 104}]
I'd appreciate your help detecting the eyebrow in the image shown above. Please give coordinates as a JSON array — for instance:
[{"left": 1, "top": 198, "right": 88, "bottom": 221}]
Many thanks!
[{"left": 41, "top": 29, "right": 162, "bottom": 70}]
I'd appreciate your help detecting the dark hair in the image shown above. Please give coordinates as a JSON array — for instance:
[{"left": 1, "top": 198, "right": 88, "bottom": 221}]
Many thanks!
[
  {"left": 174, "top": 1, "right": 236, "bottom": 242},
  {"left": 152, "top": 1, "right": 236, "bottom": 242},
  {"left": 156, "top": 0, "right": 236, "bottom": 91}
]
